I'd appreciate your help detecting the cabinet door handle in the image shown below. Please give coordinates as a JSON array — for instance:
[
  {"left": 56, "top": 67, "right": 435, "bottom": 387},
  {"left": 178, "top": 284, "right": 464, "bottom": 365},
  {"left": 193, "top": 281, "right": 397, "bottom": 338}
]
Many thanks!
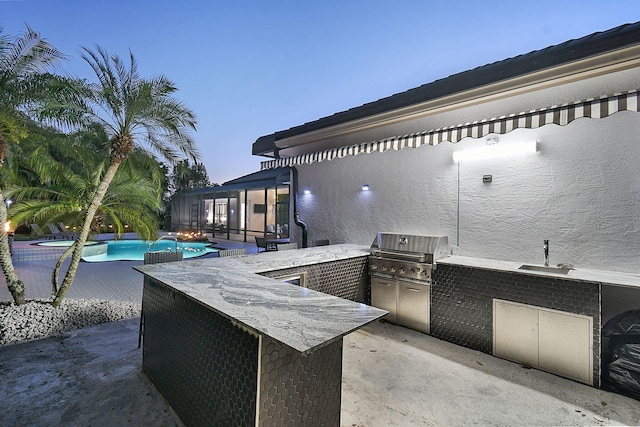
[{"left": 405, "top": 287, "right": 421, "bottom": 292}]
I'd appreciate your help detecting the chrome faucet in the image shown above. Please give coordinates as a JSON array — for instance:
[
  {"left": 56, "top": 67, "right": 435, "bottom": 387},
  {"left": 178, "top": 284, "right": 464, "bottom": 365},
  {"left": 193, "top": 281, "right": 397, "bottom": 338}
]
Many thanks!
[{"left": 543, "top": 240, "right": 549, "bottom": 267}]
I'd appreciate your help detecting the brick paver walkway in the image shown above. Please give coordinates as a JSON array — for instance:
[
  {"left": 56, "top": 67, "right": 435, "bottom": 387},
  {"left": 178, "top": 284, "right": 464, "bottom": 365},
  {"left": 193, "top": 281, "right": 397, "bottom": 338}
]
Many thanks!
[{"left": 0, "top": 238, "right": 257, "bottom": 303}]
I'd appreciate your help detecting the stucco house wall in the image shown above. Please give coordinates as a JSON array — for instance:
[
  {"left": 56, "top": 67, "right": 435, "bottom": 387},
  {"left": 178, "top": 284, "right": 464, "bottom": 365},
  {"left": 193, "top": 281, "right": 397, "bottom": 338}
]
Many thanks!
[
  {"left": 289, "top": 68, "right": 640, "bottom": 273},
  {"left": 293, "top": 111, "right": 639, "bottom": 273},
  {"left": 250, "top": 23, "right": 640, "bottom": 274}
]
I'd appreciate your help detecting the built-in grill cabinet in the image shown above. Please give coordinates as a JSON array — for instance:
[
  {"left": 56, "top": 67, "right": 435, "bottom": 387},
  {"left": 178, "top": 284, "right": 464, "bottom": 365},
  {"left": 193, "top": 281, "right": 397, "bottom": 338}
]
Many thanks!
[{"left": 369, "top": 233, "right": 449, "bottom": 334}]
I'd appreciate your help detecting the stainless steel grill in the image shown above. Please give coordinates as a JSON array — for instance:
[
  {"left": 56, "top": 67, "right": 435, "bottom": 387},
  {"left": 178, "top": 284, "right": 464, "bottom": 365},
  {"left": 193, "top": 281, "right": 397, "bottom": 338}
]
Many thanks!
[
  {"left": 369, "top": 233, "right": 449, "bottom": 282},
  {"left": 369, "top": 233, "right": 450, "bottom": 334}
]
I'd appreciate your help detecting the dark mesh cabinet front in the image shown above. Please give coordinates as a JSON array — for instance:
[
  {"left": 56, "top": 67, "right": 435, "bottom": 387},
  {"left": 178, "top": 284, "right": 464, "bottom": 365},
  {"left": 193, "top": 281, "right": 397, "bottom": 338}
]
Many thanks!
[{"left": 143, "top": 278, "right": 259, "bottom": 427}]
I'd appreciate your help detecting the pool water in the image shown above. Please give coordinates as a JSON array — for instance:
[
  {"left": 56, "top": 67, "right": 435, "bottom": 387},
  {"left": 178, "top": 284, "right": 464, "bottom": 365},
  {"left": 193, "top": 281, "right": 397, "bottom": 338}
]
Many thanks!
[{"left": 79, "top": 239, "right": 217, "bottom": 262}]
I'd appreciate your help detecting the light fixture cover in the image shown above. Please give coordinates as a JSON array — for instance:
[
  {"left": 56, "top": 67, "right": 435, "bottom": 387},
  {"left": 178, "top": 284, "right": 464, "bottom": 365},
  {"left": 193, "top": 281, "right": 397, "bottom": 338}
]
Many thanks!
[
  {"left": 362, "top": 184, "right": 370, "bottom": 191},
  {"left": 453, "top": 140, "right": 538, "bottom": 162}
]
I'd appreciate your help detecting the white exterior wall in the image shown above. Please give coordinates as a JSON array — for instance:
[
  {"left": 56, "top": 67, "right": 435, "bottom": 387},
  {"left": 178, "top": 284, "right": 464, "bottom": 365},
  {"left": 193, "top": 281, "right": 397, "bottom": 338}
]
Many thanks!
[{"left": 290, "top": 105, "right": 640, "bottom": 273}]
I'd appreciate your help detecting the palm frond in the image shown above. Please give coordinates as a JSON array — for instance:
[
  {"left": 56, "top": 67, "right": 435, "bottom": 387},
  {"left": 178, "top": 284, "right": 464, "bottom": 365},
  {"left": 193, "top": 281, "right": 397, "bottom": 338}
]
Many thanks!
[
  {"left": 78, "top": 46, "right": 200, "bottom": 164},
  {"left": 1, "top": 24, "right": 66, "bottom": 82}
]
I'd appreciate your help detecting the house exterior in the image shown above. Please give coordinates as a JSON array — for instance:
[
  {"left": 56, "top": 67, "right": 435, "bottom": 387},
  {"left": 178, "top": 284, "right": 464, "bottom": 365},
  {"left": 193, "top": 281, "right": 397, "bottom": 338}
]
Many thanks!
[
  {"left": 253, "top": 21, "right": 640, "bottom": 275},
  {"left": 170, "top": 167, "right": 290, "bottom": 242}
]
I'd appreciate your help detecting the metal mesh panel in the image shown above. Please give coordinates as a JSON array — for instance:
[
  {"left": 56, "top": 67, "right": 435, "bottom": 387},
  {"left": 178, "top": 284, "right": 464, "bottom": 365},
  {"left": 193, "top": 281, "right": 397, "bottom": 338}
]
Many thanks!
[
  {"left": 432, "top": 264, "right": 601, "bottom": 387},
  {"left": 142, "top": 278, "right": 259, "bottom": 426},
  {"left": 259, "top": 337, "right": 343, "bottom": 426},
  {"left": 260, "top": 256, "right": 370, "bottom": 303}
]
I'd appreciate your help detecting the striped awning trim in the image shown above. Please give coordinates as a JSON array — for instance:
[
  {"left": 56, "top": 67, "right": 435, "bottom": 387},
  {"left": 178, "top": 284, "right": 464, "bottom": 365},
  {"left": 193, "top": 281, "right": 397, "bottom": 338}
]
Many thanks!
[{"left": 260, "top": 89, "right": 640, "bottom": 170}]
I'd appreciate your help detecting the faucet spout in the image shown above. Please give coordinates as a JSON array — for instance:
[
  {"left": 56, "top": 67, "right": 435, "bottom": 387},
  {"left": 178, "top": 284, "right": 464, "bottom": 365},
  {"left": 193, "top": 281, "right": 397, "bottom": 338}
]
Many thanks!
[{"left": 543, "top": 240, "right": 549, "bottom": 267}]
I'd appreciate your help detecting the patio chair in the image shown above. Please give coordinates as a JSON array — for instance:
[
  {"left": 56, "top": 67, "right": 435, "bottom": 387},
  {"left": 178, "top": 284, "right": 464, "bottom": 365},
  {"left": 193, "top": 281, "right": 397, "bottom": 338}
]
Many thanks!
[
  {"left": 140, "top": 249, "right": 184, "bottom": 348},
  {"left": 255, "top": 236, "right": 267, "bottom": 252},
  {"left": 143, "top": 251, "right": 184, "bottom": 264},
  {"left": 255, "top": 237, "right": 277, "bottom": 252},
  {"left": 218, "top": 248, "right": 247, "bottom": 257}
]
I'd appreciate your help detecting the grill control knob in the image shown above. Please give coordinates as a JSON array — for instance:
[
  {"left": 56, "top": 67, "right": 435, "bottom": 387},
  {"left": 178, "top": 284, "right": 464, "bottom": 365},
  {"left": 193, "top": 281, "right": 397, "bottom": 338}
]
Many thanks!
[
  {"left": 399, "top": 268, "right": 405, "bottom": 275},
  {"left": 371, "top": 264, "right": 377, "bottom": 270},
  {"left": 382, "top": 265, "right": 387, "bottom": 271},
  {"left": 390, "top": 267, "right": 396, "bottom": 273}
]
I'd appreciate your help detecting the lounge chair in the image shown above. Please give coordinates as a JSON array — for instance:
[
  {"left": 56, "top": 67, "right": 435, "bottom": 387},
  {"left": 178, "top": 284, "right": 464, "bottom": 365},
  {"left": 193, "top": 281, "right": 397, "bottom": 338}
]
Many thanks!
[
  {"left": 29, "top": 224, "right": 46, "bottom": 239},
  {"left": 57, "top": 222, "right": 79, "bottom": 239},
  {"left": 29, "top": 223, "right": 59, "bottom": 240},
  {"left": 46, "top": 223, "right": 76, "bottom": 239}
]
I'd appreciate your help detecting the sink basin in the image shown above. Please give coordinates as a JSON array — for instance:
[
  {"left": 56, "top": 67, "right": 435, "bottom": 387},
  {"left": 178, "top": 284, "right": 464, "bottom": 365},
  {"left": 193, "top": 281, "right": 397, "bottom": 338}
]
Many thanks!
[{"left": 518, "top": 265, "right": 573, "bottom": 275}]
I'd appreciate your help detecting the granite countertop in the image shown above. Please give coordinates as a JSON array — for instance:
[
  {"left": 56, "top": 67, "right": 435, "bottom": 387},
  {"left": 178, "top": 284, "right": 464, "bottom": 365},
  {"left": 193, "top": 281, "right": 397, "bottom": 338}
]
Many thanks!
[
  {"left": 134, "top": 244, "right": 386, "bottom": 355},
  {"left": 234, "top": 243, "right": 371, "bottom": 273},
  {"left": 438, "top": 255, "right": 640, "bottom": 288}
]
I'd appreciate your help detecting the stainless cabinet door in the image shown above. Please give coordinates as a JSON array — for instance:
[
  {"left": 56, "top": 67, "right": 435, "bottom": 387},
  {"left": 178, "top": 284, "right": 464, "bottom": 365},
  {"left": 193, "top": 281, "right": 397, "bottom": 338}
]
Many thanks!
[
  {"left": 371, "top": 277, "right": 397, "bottom": 323},
  {"left": 538, "top": 309, "right": 593, "bottom": 385},
  {"left": 493, "top": 299, "right": 539, "bottom": 368},
  {"left": 397, "top": 281, "right": 429, "bottom": 333},
  {"left": 493, "top": 299, "right": 593, "bottom": 385}
]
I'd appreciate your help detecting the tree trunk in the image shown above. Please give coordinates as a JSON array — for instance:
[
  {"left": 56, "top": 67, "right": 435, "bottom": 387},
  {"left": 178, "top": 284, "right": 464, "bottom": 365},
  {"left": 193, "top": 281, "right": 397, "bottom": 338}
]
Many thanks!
[
  {"left": 51, "top": 242, "right": 76, "bottom": 296},
  {"left": 0, "top": 190, "right": 26, "bottom": 305},
  {"left": 52, "top": 160, "right": 122, "bottom": 307}
]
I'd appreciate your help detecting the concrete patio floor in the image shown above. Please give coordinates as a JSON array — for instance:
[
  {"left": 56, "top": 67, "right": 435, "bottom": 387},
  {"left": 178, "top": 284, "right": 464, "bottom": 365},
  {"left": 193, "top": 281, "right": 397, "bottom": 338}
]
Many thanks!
[
  {"left": 2, "top": 316, "right": 640, "bottom": 426},
  {"left": 1, "top": 239, "right": 640, "bottom": 426}
]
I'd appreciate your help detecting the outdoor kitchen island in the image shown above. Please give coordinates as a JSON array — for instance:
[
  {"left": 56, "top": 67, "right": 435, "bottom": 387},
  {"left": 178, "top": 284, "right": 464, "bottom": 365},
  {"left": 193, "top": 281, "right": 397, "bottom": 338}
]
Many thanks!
[
  {"left": 432, "top": 255, "right": 640, "bottom": 390},
  {"left": 134, "top": 244, "right": 387, "bottom": 427}
]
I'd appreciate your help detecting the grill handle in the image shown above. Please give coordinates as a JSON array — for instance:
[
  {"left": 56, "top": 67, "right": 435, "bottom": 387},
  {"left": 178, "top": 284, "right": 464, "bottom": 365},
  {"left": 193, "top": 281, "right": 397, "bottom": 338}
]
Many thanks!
[{"left": 370, "top": 249, "right": 428, "bottom": 262}]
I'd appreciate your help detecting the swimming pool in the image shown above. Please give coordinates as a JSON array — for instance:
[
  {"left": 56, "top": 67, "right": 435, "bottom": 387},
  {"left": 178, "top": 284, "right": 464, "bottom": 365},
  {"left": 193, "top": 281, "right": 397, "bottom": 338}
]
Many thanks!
[{"left": 39, "top": 239, "right": 217, "bottom": 262}]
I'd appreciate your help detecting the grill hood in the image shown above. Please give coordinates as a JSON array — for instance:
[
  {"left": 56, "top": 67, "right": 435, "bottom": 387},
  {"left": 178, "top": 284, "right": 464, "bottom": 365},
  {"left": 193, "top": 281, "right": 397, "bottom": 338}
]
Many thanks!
[{"left": 370, "top": 233, "right": 450, "bottom": 263}]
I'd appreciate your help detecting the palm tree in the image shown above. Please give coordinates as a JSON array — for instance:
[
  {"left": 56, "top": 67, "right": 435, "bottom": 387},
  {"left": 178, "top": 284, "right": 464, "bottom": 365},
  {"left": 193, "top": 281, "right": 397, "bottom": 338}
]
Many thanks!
[
  {"left": 47, "top": 46, "right": 198, "bottom": 306},
  {"left": 7, "top": 130, "right": 167, "bottom": 296},
  {"left": 0, "top": 25, "right": 66, "bottom": 305}
]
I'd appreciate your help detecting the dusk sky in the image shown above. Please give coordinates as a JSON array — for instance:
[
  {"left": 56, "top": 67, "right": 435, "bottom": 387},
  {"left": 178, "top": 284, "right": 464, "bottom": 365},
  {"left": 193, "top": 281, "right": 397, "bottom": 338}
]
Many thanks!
[{"left": 2, "top": 1, "right": 640, "bottom": 183}]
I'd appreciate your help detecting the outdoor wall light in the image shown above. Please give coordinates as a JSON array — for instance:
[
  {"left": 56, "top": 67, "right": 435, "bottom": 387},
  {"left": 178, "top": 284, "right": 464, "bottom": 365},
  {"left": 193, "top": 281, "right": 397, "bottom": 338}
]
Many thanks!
[
  {"left": 303, "top": 189, "right": 311, "bottom": 195},
  {"left": 362, "top": 184, "right": 370, "bottom": 191},
  {"left": 453, "top": 140, "right": 538, "bottom": 163}
]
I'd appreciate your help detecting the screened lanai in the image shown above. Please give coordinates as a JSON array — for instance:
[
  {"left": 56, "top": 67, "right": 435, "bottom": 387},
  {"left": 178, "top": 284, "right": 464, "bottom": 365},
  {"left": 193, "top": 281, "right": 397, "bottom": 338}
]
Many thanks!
[{"left": 171, "top": 167, "right": 291, "bottom": 242}]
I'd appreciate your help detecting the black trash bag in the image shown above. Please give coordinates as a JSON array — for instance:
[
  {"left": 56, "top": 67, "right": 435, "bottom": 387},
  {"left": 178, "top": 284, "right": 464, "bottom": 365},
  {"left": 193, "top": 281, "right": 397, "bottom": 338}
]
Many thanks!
[
  {"left": 603, "top": 309, "right": 640, "bottom": 337},
  {"left": 606, "top": 343, "right": 640, "bottom": 400},
  {"left": 603, "top": 309, "right": 640, "bottom": 400}
]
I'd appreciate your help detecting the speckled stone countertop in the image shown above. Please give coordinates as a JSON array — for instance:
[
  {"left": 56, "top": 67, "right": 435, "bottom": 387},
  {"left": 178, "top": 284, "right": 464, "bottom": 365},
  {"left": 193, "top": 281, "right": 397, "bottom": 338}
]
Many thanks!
[
  {"left": 234, "top": 243, "right": 371, "bottom": 273},
  {"left": 134, "top": 244, "right": 386, "bottom": 354},
  {"left": 437, "top": 256, "right": 640, "bottom": 288}
]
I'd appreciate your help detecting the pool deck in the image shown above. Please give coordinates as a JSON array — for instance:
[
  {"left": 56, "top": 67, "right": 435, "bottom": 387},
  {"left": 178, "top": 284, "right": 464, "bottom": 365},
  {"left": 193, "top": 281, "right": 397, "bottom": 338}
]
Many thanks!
[{"left": 0, "top": 236, "right": 258, "bottom": 303}]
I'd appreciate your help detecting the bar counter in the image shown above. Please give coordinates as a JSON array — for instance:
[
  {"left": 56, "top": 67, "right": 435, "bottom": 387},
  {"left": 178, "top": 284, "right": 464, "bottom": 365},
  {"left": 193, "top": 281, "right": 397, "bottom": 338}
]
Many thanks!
[{"left": 134, "top": 244, "right": 386, "bottom": 426}]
